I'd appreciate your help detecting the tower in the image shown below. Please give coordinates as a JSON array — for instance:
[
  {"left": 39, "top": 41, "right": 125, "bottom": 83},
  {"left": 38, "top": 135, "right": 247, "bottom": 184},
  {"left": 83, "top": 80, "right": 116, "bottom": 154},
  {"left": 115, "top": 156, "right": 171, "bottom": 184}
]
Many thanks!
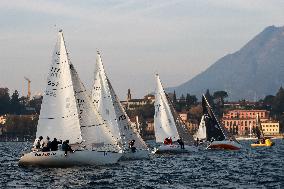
[
  {"left": 24, "top": 77, "right": 31, "bottom": 100},
  {"left": 127, "top": 89, "right": 132, "bottom": 101}
]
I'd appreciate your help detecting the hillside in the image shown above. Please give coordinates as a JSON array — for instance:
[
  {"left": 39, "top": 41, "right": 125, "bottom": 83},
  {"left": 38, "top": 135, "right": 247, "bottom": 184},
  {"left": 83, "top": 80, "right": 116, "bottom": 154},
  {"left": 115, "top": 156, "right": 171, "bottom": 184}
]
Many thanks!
[{"left": 169, "top": 26, "right": 284, "bottom": 100}]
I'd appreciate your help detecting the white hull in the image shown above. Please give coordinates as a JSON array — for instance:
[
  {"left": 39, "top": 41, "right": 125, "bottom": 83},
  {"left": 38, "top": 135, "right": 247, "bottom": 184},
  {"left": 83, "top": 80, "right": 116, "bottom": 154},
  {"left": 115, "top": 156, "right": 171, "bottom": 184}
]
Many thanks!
[
  {"left": 120, "top": 149, "right": 150, "bottom": 160},
  {"left": 236, "top": 137, "right": 257, "bottom": 141},
  {"left": 207, "top": 140, "right": 242, "bottom": 150},
  {"left": 19, "top": 150, "right": 122, "bottom": 167},
  {"left": 154, "top": 144, "right": 197, "bottom": 154}
]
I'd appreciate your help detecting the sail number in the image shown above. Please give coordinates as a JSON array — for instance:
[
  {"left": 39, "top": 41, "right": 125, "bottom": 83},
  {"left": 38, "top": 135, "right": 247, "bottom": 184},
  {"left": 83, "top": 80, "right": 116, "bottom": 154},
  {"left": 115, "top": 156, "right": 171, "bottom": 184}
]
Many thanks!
[
  {"left": 50, "top": 67, "right": 61, "bottom": 77},
  {"left": 118, "top": 115, "right": 126, "bottom": 121},
  {"left": 47, "top": 81, "right": 59, "bottom": 87},
  {"left": 45, "top": 90, "right": 56, "bottom": 97}
]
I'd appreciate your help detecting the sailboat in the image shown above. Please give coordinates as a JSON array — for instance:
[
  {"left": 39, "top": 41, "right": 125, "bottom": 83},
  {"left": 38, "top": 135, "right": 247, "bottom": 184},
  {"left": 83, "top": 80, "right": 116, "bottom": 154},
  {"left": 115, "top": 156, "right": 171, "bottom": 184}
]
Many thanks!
[
  {"left": 201, "top": 95, "right": 241, "bottom": 150},
  {"left": 193, "top": 115, "right": 206, "bottom": 143},
  {"left": 251, "top": 114, "right": 274, "bottom": 147},
  {"left": 236, "top": 123, "right": 257, "bottom": 140},
  {"left": 153, "top": 74, "right": 196, "bottom": 153},
  {"left": 19, "top": 31, "right": 122, "bottom": 167},
  {"left": 91, "top": 52, "right": 149, "bottom": 160}
]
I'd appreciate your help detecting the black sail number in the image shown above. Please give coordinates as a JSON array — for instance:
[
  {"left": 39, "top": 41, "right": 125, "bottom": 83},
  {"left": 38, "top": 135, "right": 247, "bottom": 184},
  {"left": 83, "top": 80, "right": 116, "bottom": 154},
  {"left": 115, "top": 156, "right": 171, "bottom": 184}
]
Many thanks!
[
  {"left": 47, "top": 81, "right": 59, "bottom": 87},
  {"left": 118, "top": 115, "right": 126, "bottom": 121}
]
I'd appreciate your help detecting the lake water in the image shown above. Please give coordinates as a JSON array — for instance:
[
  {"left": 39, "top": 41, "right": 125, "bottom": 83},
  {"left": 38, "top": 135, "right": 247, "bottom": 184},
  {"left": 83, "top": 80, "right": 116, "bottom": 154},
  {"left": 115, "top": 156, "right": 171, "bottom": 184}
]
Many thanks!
[{"left": 0, "top": 140, "right": 283, "bottom": 188}]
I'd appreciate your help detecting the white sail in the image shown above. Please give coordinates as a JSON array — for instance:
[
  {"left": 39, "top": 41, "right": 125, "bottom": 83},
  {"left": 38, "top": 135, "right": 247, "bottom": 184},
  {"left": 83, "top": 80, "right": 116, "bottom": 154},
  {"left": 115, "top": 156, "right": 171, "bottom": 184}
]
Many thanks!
[
  {"left": 36, "top": 31, "right": 82, "bottom": 144},
  {"left": 194, "top": 115, "right": 206, "bottom": 140},
  {"left": 154, "top": 74, "right": 179, "bottom": 143},
  {"left": 69, "top": 64, "right": 121, "bottom": 152},
  {"left": 91, "top": 52, "right": 147, "bottom": 150},
  {"left": 249, "top": 123, "right": 253, "bottom": 137}
]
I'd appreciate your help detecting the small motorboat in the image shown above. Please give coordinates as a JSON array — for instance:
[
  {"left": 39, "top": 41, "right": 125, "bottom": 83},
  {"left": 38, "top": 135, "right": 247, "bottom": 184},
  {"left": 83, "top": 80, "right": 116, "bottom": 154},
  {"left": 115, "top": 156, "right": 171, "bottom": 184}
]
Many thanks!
[{"left": 250, "top": 114, "right": 275, "bottom": 147}]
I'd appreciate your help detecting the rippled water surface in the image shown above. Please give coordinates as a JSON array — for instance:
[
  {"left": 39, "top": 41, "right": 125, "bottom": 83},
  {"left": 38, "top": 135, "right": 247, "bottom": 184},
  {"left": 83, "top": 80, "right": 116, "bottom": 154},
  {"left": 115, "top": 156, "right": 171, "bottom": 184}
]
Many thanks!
[{"left": 1, "top": 140, "right": 283, "bottom": 188}]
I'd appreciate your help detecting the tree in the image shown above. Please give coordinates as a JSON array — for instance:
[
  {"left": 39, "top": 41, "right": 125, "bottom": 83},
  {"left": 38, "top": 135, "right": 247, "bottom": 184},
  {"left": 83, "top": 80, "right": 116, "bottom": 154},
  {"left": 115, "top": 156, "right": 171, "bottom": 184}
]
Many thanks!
[
  {"left": 272, "top": 87, "right": 284, "bottom": 116},
  {"left": 213, "top": 91, "right": 228, "bottom": 105},
  {"left": 10, "top": 90, "right": 22, "bottom": 114},
  {"left": 0, "top": 88, "right": 10, "bottom": 114},
  {"left": 173, "top": 91, "right": 177, "bottom": 105},
  {"left": 205, "top": 89, "right": 214, "bottom": 105},
  {"left": 186, "top": 93, "right": 198, "bottom": 107}
]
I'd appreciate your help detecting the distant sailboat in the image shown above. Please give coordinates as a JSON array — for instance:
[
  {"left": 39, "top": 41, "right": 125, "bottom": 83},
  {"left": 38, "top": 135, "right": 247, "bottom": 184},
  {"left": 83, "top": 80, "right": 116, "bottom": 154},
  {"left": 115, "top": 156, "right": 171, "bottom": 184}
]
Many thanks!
[
  {"left": 153, "top": 74, "right": 196, "bottom": 153},
  {"left": 19, "top": 31, "right": 122, "bottom": 167},
  {"left": 91, "top": 52, "right": 149, "bottom": 160},
  {"left": 236, "top": 123, "right": 257, "bottom": 140},
  {"left": 251, "top": 114, "right": 274, "bottom": 147},
  {"left": 194, "top": 115, "right": 206, "bottom": 142},
  {"left": 201, "top": 95, "right": 242, "bottom": 150}
]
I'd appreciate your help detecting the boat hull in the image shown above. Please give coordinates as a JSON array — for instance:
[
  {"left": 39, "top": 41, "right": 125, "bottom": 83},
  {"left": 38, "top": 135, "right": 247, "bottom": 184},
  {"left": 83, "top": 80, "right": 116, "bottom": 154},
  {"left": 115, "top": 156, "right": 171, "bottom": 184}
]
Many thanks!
[
  {"left": 154, "top": 144, "right": 197, "bottom": 154},
  {"left": 120, "top": 149, "right": 150, "bottom": 160},
  {"left": 207, "top": 140, "right": 242, "bottom": 150},
  {"left": 18, "top": 150, "right": 122, "bottom": 167},
  {"left": 251, "top": 139, "right": 275, "bottom": 147}
]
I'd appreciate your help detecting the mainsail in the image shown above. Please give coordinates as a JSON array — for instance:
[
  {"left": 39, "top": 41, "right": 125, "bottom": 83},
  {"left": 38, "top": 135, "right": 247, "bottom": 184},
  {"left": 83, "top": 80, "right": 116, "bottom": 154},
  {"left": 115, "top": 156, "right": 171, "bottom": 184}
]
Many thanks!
[
  {"left": 69, "top": 64, "right": 121, "bottom": 152},
  {"left": 154, "top": 74, "right": 193, "bottom": 144},
  {"left": 202, "top": 95, "right": 227, "bottom": 141},
  {"left": 194, "top": 115, "right": 207, "bottom": 140},
  {"left": 91, "top": 52, "right": 147, "bottom": 150},
  {"left": 36, "top": 31, "right": 82, "bottom": 144},
  {"left": 255, "top": 114, "right": 264, "bottom": 139}
]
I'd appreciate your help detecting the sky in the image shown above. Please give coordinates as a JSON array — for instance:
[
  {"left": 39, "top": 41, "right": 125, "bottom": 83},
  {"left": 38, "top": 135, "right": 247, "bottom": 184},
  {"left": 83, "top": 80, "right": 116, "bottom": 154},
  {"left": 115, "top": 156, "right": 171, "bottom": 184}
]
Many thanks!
[{"left": 0, "top": 0, "right": 284, "bottom": 99}]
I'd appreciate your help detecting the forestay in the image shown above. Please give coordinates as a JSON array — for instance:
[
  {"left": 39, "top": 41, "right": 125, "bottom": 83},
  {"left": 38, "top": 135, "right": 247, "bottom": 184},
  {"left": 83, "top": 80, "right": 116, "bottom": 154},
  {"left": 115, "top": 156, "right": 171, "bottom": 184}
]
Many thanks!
[
  {"left": 36, "top": 31, "right": 82, "bottom": 144},
  {"left": 69, "top": 64, "right": 121, "bottom": 152},
  {"left": 91, "top": 52, "right": 147, "bottom": 150},
  {"left": 202, "top": 95, "right": 228, "bottom": 141},
  {"left": 154, "top": 74, "right": 179, "bottom": 143}
]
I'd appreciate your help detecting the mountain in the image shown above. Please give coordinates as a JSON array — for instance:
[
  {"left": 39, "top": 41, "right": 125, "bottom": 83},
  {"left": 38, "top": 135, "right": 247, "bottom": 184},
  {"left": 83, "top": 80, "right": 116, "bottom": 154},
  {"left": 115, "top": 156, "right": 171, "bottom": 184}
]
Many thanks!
[{"left": 168, "top": 25, "right": 284, "bottom": 100}]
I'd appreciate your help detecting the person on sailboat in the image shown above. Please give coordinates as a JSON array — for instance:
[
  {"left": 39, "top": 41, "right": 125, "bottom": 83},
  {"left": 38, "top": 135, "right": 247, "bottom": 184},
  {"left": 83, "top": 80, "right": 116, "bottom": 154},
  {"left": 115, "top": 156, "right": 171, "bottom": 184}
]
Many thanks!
[
  {"left": 62, "top": 140, "right": 74, "bottom": 156},
  {"left": 33, "top": 136, "right": 43, "bottom": 150},
  {"left": 128, "top": 140, "right": 136, "bottom": 152},
  {"left": 177, "top": 138, "right": 185, "bottom": 149},
  {"left": 164, "top": 137, "right": 172, "bottom": 145},
  {"left": 41, "top": 136, "right": 51, "bottom": 152},
  {"left": 50, "top": 138, "right": 62, "bottom": 151},
  {"left": 195, "top": 138, "right": 199, "bottom": 147}
]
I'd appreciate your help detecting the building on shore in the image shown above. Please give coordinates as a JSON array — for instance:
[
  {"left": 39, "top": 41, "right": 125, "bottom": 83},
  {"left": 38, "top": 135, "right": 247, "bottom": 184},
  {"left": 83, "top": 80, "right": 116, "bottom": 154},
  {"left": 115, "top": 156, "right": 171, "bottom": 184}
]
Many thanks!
[
  {"left": 121, "top": 89, "right": 155, "bottom": 110},
  {"left": 261, "top": 120, "right": 280, "bottom": 135},
  {"left": 222, "top": 109, "right": 280, "bottom": 136}
]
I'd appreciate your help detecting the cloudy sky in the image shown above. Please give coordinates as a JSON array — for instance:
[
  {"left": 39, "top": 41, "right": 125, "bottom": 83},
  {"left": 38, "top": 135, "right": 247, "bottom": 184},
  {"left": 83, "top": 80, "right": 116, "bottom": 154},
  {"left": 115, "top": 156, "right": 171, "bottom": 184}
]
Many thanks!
[{"left": 0, "top": 0, "right": 284, "bottom": 99}]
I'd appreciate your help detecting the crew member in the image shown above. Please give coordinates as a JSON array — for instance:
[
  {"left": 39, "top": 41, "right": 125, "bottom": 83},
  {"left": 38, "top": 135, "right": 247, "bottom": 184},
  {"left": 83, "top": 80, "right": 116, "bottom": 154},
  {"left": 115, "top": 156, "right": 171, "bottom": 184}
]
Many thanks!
[
  {"left": 129, "top": 140, "right": 136, "bottom": 153},
  {"left": 42, "top": 136, "right": 51, "bottom": 152},
  {"left": 177, "top": 138, "right": 185, "bottom": 149},
  {"left": 33, "top": 136, "right": 43, "bottom": 150},
  {"left": 62, "top": 140, "right": 74, "bottom": 156},
  {"left": 50, "top": 138, "right": 62, "bottom": 151}
]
